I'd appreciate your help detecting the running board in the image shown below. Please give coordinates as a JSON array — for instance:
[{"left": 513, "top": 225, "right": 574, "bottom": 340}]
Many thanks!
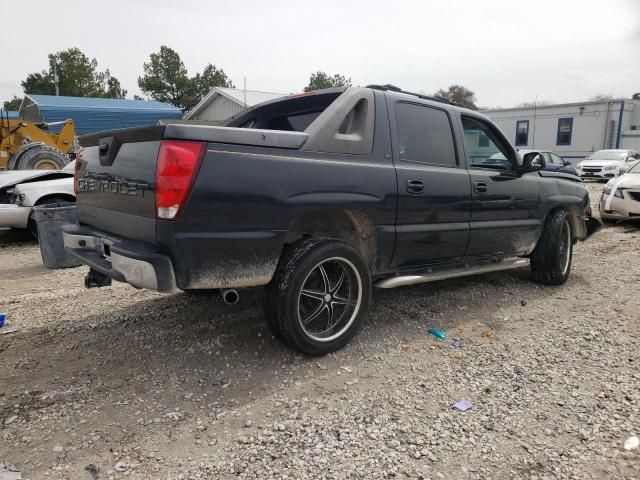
[{"left": 374, "top": 258, "right": 530, "bottom": 289}]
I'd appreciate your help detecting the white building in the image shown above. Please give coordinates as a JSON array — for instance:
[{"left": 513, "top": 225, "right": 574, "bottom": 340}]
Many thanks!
[
  {"left": 185, "top": 87, "right": 285, "bottom": 122},
  {"left": 482, "top": 99, "right": 640, "bottom": 162}
]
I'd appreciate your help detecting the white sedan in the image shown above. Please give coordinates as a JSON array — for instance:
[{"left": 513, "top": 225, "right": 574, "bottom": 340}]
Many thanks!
[
  {"left": 599, "top": 160, "right": 640, "bottom": 222},
  {"left": 0, "top": 161, "right": 75, "bottom": 237},
  {"left": 575, "top": 149, "right": 640, "bottom": 180}
]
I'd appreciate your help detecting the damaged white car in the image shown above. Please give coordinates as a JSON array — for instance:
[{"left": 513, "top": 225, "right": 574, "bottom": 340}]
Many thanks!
[
  {"left": 0, "top": 161, "right": 75, "bottom": 237},
  {"left": 599, "top": 160, "right": 640, "bottom": 223}
]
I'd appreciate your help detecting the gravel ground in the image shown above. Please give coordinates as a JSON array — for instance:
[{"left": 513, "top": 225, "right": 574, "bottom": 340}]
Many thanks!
[{"left": 0, "top": 182, "right": 638, "bottom": 480}]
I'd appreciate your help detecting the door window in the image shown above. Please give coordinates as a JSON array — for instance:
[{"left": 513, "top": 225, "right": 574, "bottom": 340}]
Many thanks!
[
  {"left": 461, "top": 116, "right": 515, "bottom": 171},
  {"left": 548, "top": 152, "right": 565, "bottom": 165},
  {"left": 395, "top": 102, "right": 457, "bottom": 167}
]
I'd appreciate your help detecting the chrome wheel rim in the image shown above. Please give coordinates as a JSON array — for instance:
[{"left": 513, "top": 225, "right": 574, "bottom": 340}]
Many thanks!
[
  {"left": 297, "top": 257, "right": 362, "bottom": 343},
  {"left": 559, "top": 220, "right": 572, "bottom": 275}
]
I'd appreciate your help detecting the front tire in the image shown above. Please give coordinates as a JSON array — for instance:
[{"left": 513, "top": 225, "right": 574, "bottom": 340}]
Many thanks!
[
  {"left": 264, "top": 239, "right": 371, "bottom": 355},
  {"left": 530, "top": 209, "right": 573, "bottom": 285}
]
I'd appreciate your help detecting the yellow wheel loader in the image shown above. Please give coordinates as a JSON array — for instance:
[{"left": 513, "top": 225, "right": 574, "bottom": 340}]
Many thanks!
[{"left": 0, "top": 109, "right": 75, "bottom": 170}]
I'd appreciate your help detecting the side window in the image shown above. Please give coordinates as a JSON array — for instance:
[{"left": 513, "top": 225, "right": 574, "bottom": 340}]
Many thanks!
[
  {"left": 395, "top": 102, "right": 457, "bottom": 167},
  {"left": 515, "top": 120, "right": 529, "bottom": 146},
  {"left": 478, "top": 131, "right": 490, "bottom": 147},
  {"left": 556, "top": 118, "right": 573, "bottom": 145},
  {"left": 461, "top": 116, "right": 515, "bottom": 171},
  {"left": 549, "top": 153, "right": 565, "bottom": 165}
]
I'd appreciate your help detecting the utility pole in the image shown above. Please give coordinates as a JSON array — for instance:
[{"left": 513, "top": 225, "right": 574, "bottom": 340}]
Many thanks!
[
  {"left": 53, "top": 62, "right": 60, "bottom": 96},
  {"left": 532, "top": 94, "right": 537, "bottom": 149},
  {"left": 243, "top": 77, "right": 247, "bottom": 107}
]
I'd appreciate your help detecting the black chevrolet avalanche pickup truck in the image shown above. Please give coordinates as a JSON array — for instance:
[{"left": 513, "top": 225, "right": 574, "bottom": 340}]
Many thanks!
[{"left": 63, "top": 85, "right": 600, "bottom": 355}]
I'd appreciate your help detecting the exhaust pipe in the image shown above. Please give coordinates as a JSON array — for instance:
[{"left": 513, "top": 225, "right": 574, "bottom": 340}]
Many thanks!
[{"left": 221, "top": 288, "right": 239, "bottom": 305}]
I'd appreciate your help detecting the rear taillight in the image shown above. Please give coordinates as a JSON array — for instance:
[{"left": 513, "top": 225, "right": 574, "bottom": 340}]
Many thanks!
[{"left": 155, "top": 140, "right": 205, "bottom": 220}]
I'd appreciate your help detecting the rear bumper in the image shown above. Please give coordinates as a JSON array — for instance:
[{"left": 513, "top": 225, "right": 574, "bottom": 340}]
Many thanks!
[
  {"left": 0, "top": 204, "right": 31, "bottom": 229},
  {"left": 62, "top": 224, "right": 178, "bottom": 292}
]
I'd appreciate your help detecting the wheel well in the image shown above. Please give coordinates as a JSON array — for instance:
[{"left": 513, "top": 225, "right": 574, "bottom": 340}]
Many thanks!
[
  {"left": 284, "top": 210, "right": 377, "bottom": 268},
  {"left": 34, "top": 194, "right": 76, "bottom": 206},
  {"left": 545, "top": 206, "right": 582, "bottom": 240}
]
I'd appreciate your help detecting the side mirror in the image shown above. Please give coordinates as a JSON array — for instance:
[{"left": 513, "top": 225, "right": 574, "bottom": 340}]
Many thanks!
[
  {"left": 522, "top": 152, "right": 543, "bottom": 172},
  {"left": 564, "top": 160, "right": 571, "bottom": 166}
]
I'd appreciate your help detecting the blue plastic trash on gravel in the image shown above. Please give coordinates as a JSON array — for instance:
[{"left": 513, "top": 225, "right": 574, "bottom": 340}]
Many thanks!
[{"left": 426, "top": 327, "right": 447, "bottom": 340}]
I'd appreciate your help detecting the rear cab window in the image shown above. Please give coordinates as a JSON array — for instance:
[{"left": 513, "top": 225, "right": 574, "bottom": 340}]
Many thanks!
[
  {"left": 394, "top": 102, "right": 458, "bottom": 167},
  {"left": 225, "top": 87, "right": 376, "bottom": 156},
  {"left": 225, "top": 89, "right": 345, "bottom": 132}
]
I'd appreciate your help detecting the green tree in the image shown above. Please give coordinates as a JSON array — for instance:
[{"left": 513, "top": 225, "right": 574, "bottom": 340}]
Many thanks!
[
  {"left": 21, "top": 48, "right": 126, "bottom": 98},
  {"left": 192, "top": 64, "right": 234, "bottom": 99},
  {"left": 105, "top": 75, "right": 127, "bottom": 99},
  {"left": 138, "top": 46, "right": 234, "bottom": 111},
  {"left": 138, "top": 46, "right": 191, "bottom": 109},
  {"left": 3, "top": 95, "right": 22, "bottom": 111},
  {"left": 21, "top": 72, "right": 54, "bottom": 95},
  {"left": 434, "top": 85, "right": 477, "bottom": 110},
  {"left": 303, "top": 71, "right": 351, "bottom": 92}
]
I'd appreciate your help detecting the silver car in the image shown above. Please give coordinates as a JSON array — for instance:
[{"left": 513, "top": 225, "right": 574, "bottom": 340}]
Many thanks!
[{"left": 0, "top": 161, "right": 75, "bottom": 236}]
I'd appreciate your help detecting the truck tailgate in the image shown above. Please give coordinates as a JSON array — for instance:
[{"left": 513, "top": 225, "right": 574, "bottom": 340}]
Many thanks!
[{"left": 76, "top": 126, "right": 163, "bottom": 243}]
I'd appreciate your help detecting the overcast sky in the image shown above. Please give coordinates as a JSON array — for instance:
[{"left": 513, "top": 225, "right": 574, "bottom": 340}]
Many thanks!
[{"left": 1, "top": 0, "right": 639, "bottom": 108}]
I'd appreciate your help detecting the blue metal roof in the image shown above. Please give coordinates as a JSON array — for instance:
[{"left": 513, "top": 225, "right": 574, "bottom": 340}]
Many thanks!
[
  {"left": 2, "top": 110, "right": 19, "bottom": 119},
  {"left": 27, "top": 95, "right": 180, "bottom": 111},
  {"left": 23, "top": 94, "right": 182, "bottom": 134}
]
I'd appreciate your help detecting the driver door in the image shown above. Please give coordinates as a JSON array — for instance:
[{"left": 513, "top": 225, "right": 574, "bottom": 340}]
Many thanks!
[{"left": 460, "top": 115, "right": 542, "bottom": 259}]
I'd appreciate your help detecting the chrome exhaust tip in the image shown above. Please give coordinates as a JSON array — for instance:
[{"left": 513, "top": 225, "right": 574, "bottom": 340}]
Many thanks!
[{"left": 221, "top": 288, "right": 239, "bottom": 305}]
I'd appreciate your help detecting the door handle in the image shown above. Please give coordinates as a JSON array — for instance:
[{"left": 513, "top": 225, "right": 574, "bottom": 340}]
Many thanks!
[
  {"left": 406, "top": 179, "right": 424, "bottom": 194},
  {"left": 473, "top": 181, "right": 488, "bottom": 193}
]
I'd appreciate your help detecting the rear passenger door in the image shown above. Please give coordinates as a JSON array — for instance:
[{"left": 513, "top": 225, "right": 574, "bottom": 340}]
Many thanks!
[{"left": 389, "top": 100, "right": 472, "bottom": 269}]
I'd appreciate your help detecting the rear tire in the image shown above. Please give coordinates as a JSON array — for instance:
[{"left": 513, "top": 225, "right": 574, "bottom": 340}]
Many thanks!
[
  {"left": 530, "top": 209, "right": 573, "bottom": 285},
  {"left": 18, "top": 146, "right": 68, "bottom": 170},
  {"left": 264, "top": 239, "right": 371, "bottom": 356}
]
